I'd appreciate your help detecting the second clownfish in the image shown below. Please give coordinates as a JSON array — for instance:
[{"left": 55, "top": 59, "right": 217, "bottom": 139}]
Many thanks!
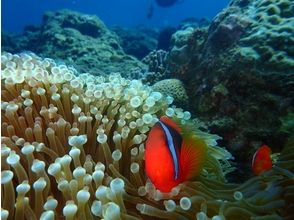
[
  {"left": 251, "top": 144, "right": 273, "bottom": 175},
  {"left": 145, "top": 116, "right": 207, "bottom": 192}
]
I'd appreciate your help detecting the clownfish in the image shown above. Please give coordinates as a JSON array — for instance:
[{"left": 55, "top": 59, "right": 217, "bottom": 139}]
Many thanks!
[
  {"left": 145, "top": 116, "right": 207, "bottom": 192},
  {"left": 251, "top": 145, "right": 273, "bottom": 175}
]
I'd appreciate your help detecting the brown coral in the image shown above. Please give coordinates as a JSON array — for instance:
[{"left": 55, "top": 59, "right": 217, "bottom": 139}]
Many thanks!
[{"left": 152, "top": 79, "right": 189, "bottom": 108}]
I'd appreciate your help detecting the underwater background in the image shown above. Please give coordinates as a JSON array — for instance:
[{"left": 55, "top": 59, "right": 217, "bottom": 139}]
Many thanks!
[
  {"left": 2, "top": 0, "right": 229, "bottom": 32},
  {"left": 1, "top": 0, "right": 294, "bottom": 219}
]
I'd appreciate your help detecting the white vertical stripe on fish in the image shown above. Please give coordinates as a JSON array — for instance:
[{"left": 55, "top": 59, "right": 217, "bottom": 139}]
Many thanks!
[{"left": 158, "top": 121, "right": 179, "bottom": 180}]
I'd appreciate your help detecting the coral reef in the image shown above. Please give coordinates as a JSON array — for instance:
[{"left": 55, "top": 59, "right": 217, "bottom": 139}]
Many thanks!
[
  {"left": 152, "top": 79, "right": 189, "bottom": 108},
  {"left": 167, "top": 26, "right": 207, "bottom": 79},
  {"left": 179, "top": 17, "right": 210, "bottom": 30},
  {"left": 2, "top": 52, "right": 293, "bottom": 220},
  {"left": 112, "top": 26, "right": 159, "bottom": 60},
  {"left": 170, "top": 27, "right": 195, "bottom": 67},
  {"left": 201, "top": 0, "right": 294, "bottom": 73},
  {"left": 141, "top": 50, "right": 169, "bottom": 84},
  {"left": 1, "top": 10, "right": 146, "bottom": 77},
  {"left": 162, "top": 0, "right": 294, "bottom": 174}
]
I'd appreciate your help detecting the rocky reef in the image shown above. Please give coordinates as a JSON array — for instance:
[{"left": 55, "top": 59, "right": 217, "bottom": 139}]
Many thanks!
[
  {"left": 1, "top": 10, "right": 146, "bottom": 77},
  {"left": 201, "top": 0, "right": 294, "bottom": 74},
  {"left": 112, "top": 26, "right": 159, "bottom": 60},
  {"left": 1, "top": 0, "right": 294, "bottom": 196},
  {"left": 155, "top": 0, "right": 294, "bottom": 177}
]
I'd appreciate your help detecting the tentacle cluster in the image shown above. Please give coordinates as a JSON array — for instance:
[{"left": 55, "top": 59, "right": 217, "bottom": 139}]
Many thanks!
[{"left": 1, "top": 52, "right": 292, "bottom": 220}]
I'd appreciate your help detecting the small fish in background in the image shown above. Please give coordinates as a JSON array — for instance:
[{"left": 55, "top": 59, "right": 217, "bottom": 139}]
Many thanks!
[
  {"left": 251, "top": 144, "right": 274, "bottom": 175},
  {"left": 145, "top": 116, "right": 207, "bottom": 192},
  {"left": 147, "top": 4, "right": 154, "bottom": 19}
]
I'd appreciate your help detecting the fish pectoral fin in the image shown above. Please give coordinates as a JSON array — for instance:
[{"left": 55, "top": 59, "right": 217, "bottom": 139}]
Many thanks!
[{"left": 180, "top": 135, "right": 207, "bottom": 180}]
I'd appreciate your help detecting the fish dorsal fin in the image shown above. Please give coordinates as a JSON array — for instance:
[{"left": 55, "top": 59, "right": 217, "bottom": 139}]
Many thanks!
[
  {"left": 160, "top": 116, "right": 181, "bottom": 133},
  {"left": 180, "top": 134, "right": 207, "bottom": 181}
]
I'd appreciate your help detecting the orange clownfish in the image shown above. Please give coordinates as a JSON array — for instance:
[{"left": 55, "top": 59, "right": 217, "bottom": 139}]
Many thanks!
[
  {"left": 145, "top": 116, "right": 207, "bottom": 192},
  {"left": 251, "top": 145, "right": 273, "bottom": 175}
]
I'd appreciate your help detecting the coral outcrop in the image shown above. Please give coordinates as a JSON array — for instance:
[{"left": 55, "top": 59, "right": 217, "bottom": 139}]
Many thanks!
[
  {"left": 141, "top": 50, "right": 169, "bottom": 84},
  {"left": 112, "top": 26, "right": 159, "bottom": 60},
  {"left": 2, "top": 52, "right": 293, "bottom": 220},
  {"left": 163, "top": 0, "right": 294, "bottom": 173},
  {"left": 179, "top": 17, "right": 210, "bottom": 30},
  {"left": 168, "top": 0, "right": 294, "bottom": 78},
  {"left": 152, "top": 79, "right": 189, "bottom": 108},
  {"left": 1, "top": 10, "right": 146, "bottom": 77},
  {"left": 168, "top": 26, "right": 207, "bottom": 79},
  {"left": 202, "top": 0, "right": 294, "bottom": 74}
]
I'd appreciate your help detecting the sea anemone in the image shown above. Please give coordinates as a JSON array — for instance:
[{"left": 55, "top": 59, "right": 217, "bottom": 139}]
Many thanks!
[{"left": 1, "top": 52, "right": 293, "bottom": 220}]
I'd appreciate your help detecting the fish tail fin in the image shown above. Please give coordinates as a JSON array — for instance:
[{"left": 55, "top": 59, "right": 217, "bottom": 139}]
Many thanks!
[{"left": 180, "top": 134, "right": 207, "bottom": 181}]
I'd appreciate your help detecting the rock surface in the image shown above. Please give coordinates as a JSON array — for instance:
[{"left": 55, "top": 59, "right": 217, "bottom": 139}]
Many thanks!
[
  {"left": 201, "top": 0, "right": 294, "bottom": 75},
  {"left": 2, "top": 10, "right": 146, "bottom": 77},
  {"left": 112, "top": 26, "right": 158, "bottom": 60},
  {"left": 163, "top": 0, "right": 294, "bottom": 177}
]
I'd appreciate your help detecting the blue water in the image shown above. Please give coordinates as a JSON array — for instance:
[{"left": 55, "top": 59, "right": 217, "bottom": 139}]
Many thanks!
[{"left": 2, "top": 0, "right": 230, "bottom": 33}]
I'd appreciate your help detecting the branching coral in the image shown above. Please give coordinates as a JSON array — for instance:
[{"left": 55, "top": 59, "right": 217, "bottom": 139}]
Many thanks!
[
  {"left": 141, "top": 50, "right": 169, "bottom": 85},
  {"left": 1, "top": 52, "right": 293, "bottom": 220}
]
